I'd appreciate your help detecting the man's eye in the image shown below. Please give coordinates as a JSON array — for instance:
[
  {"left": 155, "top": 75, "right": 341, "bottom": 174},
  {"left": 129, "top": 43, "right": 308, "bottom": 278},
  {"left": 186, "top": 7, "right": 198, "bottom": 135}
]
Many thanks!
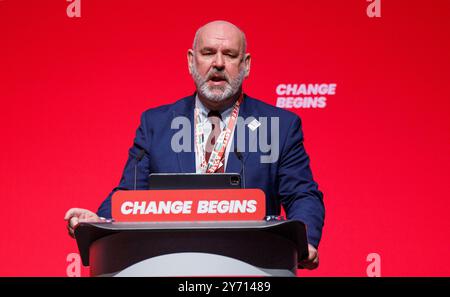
[{"left": 225, "top": 53, "right": 238, "bottom": 58}]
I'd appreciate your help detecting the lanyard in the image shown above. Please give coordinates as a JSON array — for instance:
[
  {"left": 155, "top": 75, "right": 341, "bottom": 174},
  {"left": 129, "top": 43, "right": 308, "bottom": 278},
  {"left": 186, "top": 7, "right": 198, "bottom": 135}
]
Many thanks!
[{"left": 194, "top": 93, "right": 243, "bottom": 173}]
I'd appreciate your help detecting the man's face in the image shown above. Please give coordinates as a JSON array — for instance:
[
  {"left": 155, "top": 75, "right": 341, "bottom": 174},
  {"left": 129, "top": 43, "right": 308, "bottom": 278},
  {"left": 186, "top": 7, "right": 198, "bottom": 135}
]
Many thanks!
[{"left": 188, "top": 23, "right": 251, "bottom": 102}]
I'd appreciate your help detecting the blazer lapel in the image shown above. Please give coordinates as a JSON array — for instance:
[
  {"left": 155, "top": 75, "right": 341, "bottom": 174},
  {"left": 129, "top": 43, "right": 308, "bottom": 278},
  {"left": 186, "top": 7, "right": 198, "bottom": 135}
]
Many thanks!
[
  {"left": 225, "top": 135, "right": 241, "bottom": 173},
  {"left": 226, "top": 94, "right": 255, "bottom": 173},
  {"left": 174, "top": 95, "right": 196, "bottom": 173}
]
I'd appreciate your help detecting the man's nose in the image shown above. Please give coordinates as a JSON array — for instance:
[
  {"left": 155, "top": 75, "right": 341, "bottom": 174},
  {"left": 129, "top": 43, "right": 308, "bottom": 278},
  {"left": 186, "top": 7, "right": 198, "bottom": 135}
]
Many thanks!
[{"left": 212, "top": 53, "right": 225, "bottom": 70}]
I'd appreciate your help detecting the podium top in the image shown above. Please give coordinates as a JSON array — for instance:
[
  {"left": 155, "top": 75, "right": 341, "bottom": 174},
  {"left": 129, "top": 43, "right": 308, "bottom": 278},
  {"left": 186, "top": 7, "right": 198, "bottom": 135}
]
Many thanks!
[{"left": 74, "top": 220, "right": 308, "bottom": 266}]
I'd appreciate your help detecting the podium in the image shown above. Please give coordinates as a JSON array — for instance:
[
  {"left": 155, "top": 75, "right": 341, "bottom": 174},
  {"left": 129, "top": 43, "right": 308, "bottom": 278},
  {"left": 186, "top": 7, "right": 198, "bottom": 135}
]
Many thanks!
[{"left": 74, "top": 220, "right": 308, "bottom": 277}]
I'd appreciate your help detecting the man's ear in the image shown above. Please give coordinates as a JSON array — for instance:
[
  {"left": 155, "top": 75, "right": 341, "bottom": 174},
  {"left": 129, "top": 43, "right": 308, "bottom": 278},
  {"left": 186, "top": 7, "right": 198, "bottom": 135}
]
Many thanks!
[
  {"left": 187, "top": 49, "right": 194, "bottom": 75},
  {"left": 244, "top": 53, "right": 251, "bottom": 78}
]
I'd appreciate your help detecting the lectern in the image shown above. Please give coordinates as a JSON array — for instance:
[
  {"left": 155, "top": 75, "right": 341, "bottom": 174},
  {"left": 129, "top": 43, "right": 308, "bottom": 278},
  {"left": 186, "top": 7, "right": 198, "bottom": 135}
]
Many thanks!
[{"left": 74, "top": 220, "right": 308, "bottom": 277}]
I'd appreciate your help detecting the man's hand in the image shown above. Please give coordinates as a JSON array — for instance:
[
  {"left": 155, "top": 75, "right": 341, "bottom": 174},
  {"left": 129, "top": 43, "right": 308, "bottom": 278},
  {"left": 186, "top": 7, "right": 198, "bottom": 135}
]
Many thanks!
[
  {"left": 299, "top": 244, "right": 320, "bottom": 270},
  {"left": 64, "top": 208, "right": 103, "bottom": 238}
]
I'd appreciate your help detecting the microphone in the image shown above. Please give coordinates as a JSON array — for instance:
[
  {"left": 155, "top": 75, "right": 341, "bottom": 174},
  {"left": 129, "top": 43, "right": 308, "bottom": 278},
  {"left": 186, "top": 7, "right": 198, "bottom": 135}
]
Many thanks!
[
  {"left": 134, "top": 149, "right": 146, "bottom": 190},
  {"left": 234, "top": 148, "right": 246, "bottom": 189}
]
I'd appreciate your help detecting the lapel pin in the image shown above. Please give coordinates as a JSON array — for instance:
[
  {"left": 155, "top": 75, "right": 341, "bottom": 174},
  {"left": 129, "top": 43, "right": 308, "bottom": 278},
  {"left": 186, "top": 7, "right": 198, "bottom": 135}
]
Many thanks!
[{"left": 248, "top": 119, "right": 261, "bottom": 131}]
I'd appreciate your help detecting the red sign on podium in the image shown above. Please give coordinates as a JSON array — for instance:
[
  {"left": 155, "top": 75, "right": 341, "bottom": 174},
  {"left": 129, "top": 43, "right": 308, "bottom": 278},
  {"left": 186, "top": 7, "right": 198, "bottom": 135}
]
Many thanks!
[{"left": 111, "top": 189, "right": 266, "bottom": 222}]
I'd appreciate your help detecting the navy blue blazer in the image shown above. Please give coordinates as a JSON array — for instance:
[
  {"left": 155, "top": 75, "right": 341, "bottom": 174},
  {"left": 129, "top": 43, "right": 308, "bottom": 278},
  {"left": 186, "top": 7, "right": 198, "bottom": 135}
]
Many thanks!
[{"left": 97, "top": 94, "right": 325, "bottom": 247}]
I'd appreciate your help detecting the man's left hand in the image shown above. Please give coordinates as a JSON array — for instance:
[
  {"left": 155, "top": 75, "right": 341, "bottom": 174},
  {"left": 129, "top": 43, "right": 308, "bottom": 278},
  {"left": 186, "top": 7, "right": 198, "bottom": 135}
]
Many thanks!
[{"left": 299, "top": 244, "right": 319, "bottom": 269}]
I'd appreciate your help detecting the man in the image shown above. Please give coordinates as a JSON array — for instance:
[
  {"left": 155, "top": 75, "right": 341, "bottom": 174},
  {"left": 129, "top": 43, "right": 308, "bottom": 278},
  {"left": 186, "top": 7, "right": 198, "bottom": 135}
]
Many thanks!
[{"left": 65, "top": 20, "right": 325, "bottom": 270}]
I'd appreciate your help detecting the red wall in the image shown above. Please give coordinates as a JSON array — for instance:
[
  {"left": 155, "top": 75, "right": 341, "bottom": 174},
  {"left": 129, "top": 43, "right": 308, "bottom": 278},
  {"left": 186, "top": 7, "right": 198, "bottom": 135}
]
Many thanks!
[{"left": 0, "top": 0, "right": 449, "bottom": 276}]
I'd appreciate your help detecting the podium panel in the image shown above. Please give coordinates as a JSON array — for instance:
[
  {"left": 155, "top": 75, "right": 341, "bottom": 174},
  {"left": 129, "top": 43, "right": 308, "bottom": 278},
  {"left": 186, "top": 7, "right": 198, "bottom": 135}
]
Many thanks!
[{"left": 75, "top": 220, "right": 308, "bottom": 277}]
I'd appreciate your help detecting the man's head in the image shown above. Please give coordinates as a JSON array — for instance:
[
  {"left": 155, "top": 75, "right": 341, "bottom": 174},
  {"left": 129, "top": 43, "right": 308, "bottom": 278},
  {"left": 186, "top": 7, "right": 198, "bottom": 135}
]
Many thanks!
[{"left": 188, "top": 21, "right": 251, "bottom": 106}]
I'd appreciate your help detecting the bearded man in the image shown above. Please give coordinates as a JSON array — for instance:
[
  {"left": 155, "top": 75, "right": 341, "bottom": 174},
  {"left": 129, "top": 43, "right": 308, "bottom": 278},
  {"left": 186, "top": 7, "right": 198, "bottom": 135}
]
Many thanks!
[{"left": 65, "top": 20, "right": 325, "bottom": 270}]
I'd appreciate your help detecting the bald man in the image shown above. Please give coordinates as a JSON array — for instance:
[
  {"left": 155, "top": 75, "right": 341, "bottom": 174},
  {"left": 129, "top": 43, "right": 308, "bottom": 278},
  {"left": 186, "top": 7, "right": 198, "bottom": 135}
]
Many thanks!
[{"left": 65, "top": 20, "right": 325, "bottom": 270}]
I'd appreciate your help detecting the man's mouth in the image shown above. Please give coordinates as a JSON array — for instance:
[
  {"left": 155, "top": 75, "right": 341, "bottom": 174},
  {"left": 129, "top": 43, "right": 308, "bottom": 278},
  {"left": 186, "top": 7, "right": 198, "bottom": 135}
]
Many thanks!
[
  {"left": 208, "top": 75, "right": 227, "bottom": 86},
  {"left": 209, "top": 76, "right": 227, "bottom": 82}
]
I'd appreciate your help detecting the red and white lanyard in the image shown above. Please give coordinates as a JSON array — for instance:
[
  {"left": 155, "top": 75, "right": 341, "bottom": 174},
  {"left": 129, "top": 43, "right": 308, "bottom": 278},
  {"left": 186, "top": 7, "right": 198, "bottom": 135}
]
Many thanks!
[{"left": 194, "top": 93, "right": 243, "bottom": 173}]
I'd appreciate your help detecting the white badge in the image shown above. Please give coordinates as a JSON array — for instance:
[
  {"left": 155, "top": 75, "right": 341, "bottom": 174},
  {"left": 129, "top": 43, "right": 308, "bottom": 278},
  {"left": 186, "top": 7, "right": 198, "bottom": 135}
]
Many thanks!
[{"left": 248, "top": 119, "right": 261, "bottom": 131}]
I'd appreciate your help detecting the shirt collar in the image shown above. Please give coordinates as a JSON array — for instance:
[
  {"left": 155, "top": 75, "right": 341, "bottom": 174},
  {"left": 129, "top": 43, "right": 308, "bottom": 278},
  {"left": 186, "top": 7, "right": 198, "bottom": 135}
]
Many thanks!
[{"left": 195, "top": 94, "right": 234, "bottom": 123}]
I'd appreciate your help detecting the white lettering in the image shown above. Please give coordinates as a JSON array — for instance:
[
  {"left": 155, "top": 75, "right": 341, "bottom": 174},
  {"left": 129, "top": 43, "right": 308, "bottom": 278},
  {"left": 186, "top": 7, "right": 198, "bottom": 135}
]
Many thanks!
[
  {"left": 66, "top": 0, "right": 81, "bottom": 18},
  {"left": 366, "top": 253, "right": 381, "bottom": 277},
  {"left": 197, "top": 200, "right": 209, "bottom": 214},
  {"left": 276, "top": 84, "right": 286, "bottom": 96},
  {"left": 121, "top": 201, "right": 134, "bottom": 215},
  {"left": 144, "top": 201, "right": 158, "bottom": 214},
  {"left": 246, "top": 200, "right": 257, "bottom": 213},
  {"left": 367, "top": 0, "right": 381, "bottom": 18},
  {"left": 133, "top": 201, "right": 146, "bottom": 214},
  {"left": 276, "top": 97, "right": 286, "bottom": 108},
  {"left": 66, "top": 253, "right": 81, "bottom": 277}
]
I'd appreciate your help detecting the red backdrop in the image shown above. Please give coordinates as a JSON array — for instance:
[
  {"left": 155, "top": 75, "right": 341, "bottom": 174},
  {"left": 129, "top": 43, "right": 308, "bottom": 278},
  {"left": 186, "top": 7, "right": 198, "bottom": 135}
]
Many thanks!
[{"left": 1, "top": 0, "right": 449, "bottom": 276}]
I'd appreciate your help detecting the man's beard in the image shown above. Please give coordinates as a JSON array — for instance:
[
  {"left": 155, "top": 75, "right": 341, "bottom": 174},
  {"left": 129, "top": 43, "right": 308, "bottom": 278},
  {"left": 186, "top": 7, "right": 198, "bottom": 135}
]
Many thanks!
[{"left": 191, "top": 64, "right": 245, "bottom": 102}]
